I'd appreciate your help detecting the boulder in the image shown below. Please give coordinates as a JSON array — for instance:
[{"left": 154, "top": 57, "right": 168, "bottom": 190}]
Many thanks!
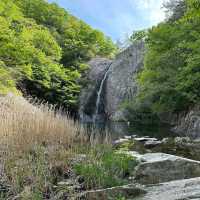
[
  {"left": 134, "top": 153, "right": 200, "bottom": 184},
  {"left": 144, "top": 140, "right": 162, "bottom": 148},
  {"left": 139, "top": 177, "right": 200, "bottom": 200},
  {"left": 77, "top": 178, "right": 200, "bottom": 200},
  {"left": 134, "top": 137, "right": 157, "bottom": 142}
]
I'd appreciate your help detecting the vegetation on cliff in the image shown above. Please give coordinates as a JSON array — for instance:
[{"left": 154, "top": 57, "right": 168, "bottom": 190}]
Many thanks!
[{"left": 129, "top": 0, "right": 200, "bottom": 117}]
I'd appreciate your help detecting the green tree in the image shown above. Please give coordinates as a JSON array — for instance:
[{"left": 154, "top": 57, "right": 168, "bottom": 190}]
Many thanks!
[
  {"left": 0, "top": 0, "right": 117, "bottom": 113},
  {"left": 134, "top": 0, "right": 200, "bottom": 116}
]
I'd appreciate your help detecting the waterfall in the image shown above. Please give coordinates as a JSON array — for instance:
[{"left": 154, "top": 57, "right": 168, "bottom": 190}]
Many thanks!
[{"left": 93, "top": 64, "right": 111, "bottom": 122}]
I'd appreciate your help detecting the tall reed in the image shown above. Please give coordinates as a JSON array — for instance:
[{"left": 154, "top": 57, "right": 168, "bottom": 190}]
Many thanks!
[{"left": 0, "top": 94, "right": 87, "bottom": 157}]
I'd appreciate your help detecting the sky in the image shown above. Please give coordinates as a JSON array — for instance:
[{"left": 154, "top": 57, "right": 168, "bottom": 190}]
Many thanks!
[{"left": 48, "top": 0, "right": 166, "bottom": 41}]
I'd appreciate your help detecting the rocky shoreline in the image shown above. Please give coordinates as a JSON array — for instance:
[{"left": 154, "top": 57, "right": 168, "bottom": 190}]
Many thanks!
[
  {"left": 77, "top": 134, "right": 200, "bottom": 199},
  {"left": 1, "top": 134, "right": 200, "bottom": 200}
]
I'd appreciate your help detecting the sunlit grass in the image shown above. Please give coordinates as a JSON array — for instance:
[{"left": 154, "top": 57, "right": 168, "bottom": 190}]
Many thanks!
[
  {"left": 0, "top": 94, "right": 133, "bottom": 199},
  {"left": 0, "top": 94, "right": 87, "bottom": 157}
]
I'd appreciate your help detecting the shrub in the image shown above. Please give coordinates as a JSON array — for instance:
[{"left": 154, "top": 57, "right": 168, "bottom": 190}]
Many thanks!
[{"left": 73, "top": 145, "right": 137, "bottom": 189}]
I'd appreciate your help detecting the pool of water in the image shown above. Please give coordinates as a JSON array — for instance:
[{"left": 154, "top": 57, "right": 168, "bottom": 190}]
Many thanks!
[{"left": 82, "top": 121, "right": 177, "bottom": 141}]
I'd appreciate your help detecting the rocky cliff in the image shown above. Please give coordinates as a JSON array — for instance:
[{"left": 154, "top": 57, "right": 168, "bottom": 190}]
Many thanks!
[
  {"left": 79, "top": 42, "right": 200, "bottom": 137},
  {"left": 79, "top": 41, "right": 145, "bottom": 122},
  {"left": 105, "top": 41, "right": 145, "bottom": 121},
  {"left": 172, "top": 106, "right": 200, "bottom": 137},
  {"left": 79, "top": 58, "right": 112, "bottom": 122}
]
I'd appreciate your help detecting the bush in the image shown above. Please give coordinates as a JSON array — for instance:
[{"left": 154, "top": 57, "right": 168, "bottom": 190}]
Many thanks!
[{"left": 73, "top": 145, "right": 137, "bottom": 189}]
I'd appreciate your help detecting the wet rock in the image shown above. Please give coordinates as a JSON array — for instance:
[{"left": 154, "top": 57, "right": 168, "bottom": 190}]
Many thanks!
[
  {"left": 134, "top": 153, "right": 200, "bottom": 184},
  {"left": 139, "top": 177, "right": 200, "bottom": 200},
  {"left": 144, "top": 140, "right": 162, "bottom": 148},
  {"left": 113, "top": 138, "right": 130, "bottom": 147},
  {"left": 79, "top": 58, "right": 112, "bottom": 122},
  {"left": 134, "top": 137, "right": 157, "bottom": 142}
]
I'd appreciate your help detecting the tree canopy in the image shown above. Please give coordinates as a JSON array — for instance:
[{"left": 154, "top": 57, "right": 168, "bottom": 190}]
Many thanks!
[
  {"left": 0, "top": 0, "right": 117, "bottom": 113},
  {"left": 134, "top": 0, "right": 200, "bottom": 115}
]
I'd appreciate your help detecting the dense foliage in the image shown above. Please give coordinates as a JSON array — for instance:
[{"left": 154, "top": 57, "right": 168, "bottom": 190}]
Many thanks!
[
  {"left": 0, "top": 0, "right": 116, "bottom": 113},
  {"left": 133, "top": 0, "right": 200, "bottom": 115}
]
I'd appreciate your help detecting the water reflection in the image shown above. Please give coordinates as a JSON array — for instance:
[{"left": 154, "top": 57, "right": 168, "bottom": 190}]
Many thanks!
[{"left": 82, "top": 121, "right": 176, "bottom": 141}]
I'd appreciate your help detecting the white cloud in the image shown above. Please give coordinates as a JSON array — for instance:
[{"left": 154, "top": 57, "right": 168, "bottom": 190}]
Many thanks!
[
  {"left": 52, "top": 0, "right": 168, "bottom": 41},
  {"left": 129, "top": 0, "right": 166, "bottom": 25}
]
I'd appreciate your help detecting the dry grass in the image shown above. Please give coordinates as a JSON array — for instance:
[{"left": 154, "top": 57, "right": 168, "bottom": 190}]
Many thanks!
[
  {"left": 0, "top": 94, "right": 87, "bottom": 157},
  {"left": 0, "top": 94, "right": 115, "bottom": 199}
]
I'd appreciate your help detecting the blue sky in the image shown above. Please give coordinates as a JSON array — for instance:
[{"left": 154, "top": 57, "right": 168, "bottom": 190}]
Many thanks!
[{"left": 48, "top": 0, "right": 166, "bottom": 41}]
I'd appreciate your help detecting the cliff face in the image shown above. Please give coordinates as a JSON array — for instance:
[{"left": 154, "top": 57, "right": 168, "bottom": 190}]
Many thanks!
[
  {"left": 79, "top": 58, "right": 112, "bottom": 122},
  {"left": 79, "top": 42, "right": 200, "bottom": 137},
  {"left": 79, "top": 41, "right": 145, "bottom": 122},
  {"left": 172, "top": 106, "right": 200, "bottom": 137},
  {"left": 105, "top": 41, "right": 145, "bottom": 121}
]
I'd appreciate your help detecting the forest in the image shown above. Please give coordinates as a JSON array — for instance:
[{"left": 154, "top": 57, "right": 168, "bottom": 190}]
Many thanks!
[
  {"left": 0, "top": 0, "right": 117, "bottom": 113},
  {"left": 132, "top": 0, "right": 200, "bottom": 116}
]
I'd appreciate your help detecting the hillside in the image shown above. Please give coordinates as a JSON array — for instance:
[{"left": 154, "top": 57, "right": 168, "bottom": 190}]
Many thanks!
[
  {"left": 0, "top": 0, "right": 117, "bottom": 113},
  {"left": 1, "top": 0, "right": 200, "bottom": 199}
]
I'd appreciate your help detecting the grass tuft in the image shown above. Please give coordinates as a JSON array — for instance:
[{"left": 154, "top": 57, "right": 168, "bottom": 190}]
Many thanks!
[{"left": 73, "top": 145, "right": 137, "bottom": 189}]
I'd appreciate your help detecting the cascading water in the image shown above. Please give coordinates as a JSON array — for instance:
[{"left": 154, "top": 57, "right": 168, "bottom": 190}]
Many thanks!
[{"left": 93, "top": 64, "right": 112, "bottom": 122}]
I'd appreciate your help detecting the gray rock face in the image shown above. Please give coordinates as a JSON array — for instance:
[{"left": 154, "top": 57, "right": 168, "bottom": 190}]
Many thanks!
[
  {"left": 139, "top": 177, "right": 200, "bottom": 200},
  {"left": 79, "top": 58, "right": 112, "bottom": 122},
  {"left": 105, "top": 41, "right": 145, "bottom": 121},
  {"left": 144, "top": 140, "right": 162, "bottom": 148},
  {"left": 78, "top": 178, "right": 200, "bottom": 200},
  {"left": 134, "top": 153, "right": 200, "bottom": 184},
  {"left": 172, "top": 106, "right": 200, "bottom": 137},
  {"left": 79, "top": 42, "right": 145, "bottom": 122},
  {"left": 79, "top": 184, "right": 146, "bottom": 200}
]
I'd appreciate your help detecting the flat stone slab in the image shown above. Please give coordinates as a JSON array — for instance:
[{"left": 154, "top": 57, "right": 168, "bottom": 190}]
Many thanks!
[
  {"left": 78, "top": 184, "right": 146, "bottom": 200},
  {"left": 138, "top": 177, "right": 200, "bottom": 200},
  {"left": 77, "top": 178, "right": 200, "bottom": 200},
  {"left": 135, "top": 153, "right": 200, "bottom": 184},
  {"left": 144, "top": 140, "right": 162, "bottom": 148},
  {"left": 134, "top": 137, "right": 158, "bottom": 142}
]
